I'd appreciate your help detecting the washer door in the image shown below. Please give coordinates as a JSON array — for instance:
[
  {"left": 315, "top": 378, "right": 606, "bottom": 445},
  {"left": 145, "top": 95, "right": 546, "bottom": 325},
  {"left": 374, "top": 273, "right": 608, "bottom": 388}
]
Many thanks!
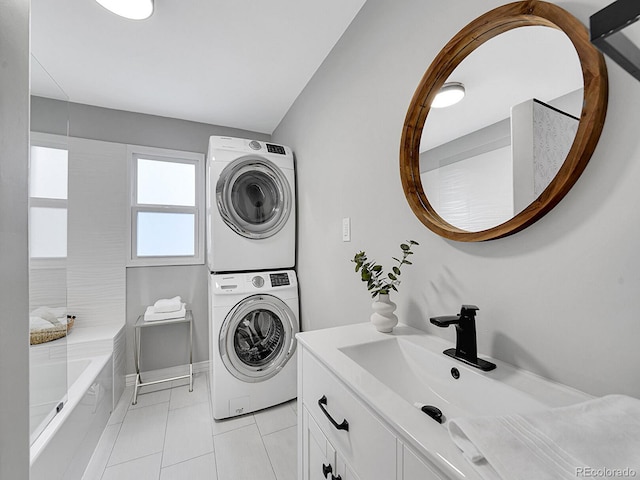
[
  {"left": 219, "top": 294, "right": 297, "bottom": 382},
  {"left": 216, "top": 157, "right": 291, "bottom": 239}
]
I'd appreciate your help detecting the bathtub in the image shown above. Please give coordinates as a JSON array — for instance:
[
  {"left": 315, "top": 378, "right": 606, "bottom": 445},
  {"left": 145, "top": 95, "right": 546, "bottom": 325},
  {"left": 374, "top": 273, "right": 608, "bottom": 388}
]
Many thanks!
[
  {"left": 30, "top": 353, "right": 113, "bottom": 480},
  {"left": 30, "top": 343, "right": 70, "bottom": 445}
]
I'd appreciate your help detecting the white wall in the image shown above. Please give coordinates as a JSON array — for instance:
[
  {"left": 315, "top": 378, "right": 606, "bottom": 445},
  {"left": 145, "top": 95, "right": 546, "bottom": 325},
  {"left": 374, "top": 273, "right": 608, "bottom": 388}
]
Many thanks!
[
  {"left": 273, "top": 0, "right": 640, "bottom": 398},
  {"left": 0, "top": 0, "right": 31, "bottom": 477}
]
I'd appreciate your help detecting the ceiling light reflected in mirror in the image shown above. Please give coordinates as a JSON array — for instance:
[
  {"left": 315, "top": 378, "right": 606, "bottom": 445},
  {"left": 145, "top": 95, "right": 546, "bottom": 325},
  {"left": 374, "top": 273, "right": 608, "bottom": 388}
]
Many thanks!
[
  {"left": 432, "top": 82, "right": 465, "bottom": 108},
  {"left": 95, "top": 0, "right": 154, "bottom": 20}
]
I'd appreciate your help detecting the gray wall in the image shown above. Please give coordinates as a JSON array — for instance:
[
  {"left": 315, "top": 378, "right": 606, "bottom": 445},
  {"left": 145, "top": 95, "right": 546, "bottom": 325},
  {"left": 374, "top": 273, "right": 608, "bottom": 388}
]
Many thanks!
[
  {"left": 32, "top": 98, "right": 270, "bottom": 373},
  {"left": 273, "top": 0, "right": 640, "bottom": 398},
  {"left": 0, "top": 0, "right": 31, "bottom": 477},
  {"left": 126, "top": 266, "right": 209, "bottom": 374},
  {"left": 32, "top": 96, "right": 271, "bottom": 153}
]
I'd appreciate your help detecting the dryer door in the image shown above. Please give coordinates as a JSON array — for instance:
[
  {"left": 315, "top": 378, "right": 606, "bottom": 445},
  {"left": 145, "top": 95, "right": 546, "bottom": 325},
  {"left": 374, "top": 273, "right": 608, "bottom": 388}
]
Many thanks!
[
  {"left": 219, "top": 294, "right": 298, "bottom": 382},
  {"left": 216, "top": 157, "right": 291, "bottom": 239}
]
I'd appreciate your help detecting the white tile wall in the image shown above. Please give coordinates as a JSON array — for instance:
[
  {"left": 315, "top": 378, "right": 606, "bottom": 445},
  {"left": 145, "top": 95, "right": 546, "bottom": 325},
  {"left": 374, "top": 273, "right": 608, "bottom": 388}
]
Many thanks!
[{"left": 67, "top": 137, "right": 126, "bottom": 328}]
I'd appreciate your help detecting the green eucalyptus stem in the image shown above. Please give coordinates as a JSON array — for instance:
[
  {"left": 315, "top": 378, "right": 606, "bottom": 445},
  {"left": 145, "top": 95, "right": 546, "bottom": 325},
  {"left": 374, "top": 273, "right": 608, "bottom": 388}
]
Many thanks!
[{"left": 352, "top": 240, "right": 419, "bottom": 298}]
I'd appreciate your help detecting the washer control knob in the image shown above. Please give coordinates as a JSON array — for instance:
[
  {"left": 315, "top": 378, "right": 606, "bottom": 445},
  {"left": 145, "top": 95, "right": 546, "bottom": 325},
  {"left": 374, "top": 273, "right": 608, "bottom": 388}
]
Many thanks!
[
  {"left": 252, "top": 276, "right": 265, "bottom": 288},
  {"left": 248, "top": 140, "right": 262, "bottom": 150}
]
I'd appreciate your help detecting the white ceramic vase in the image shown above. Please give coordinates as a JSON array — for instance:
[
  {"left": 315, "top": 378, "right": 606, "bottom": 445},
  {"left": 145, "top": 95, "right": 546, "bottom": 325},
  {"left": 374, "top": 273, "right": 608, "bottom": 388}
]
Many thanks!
[{"left": 370, "top": 293, "right": 398, "bottom": 333}]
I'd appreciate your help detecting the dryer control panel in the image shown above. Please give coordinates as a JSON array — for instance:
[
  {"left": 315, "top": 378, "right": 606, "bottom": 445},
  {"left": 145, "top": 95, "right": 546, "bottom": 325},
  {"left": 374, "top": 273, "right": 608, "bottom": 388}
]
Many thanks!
[
  {"left": 270, "top": 272, "right": 290, "bottom": 287},
  {"left": 211, "top": 270, "right": 297, "bottom": 297},
  {"left": 266, "top": 143, "right": 286, "bottom": 155}
]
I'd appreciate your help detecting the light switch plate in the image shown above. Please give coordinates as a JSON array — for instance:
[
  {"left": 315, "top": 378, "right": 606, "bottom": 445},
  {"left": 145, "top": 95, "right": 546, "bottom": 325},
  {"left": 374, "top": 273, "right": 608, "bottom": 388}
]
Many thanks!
[{"left": 342, "top": 217, "right": 351, "bottom": 242}]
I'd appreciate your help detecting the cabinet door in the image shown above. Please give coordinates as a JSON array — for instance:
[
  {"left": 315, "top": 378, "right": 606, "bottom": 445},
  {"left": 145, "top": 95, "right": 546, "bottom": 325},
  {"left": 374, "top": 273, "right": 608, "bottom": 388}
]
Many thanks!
[
  {"left": 302, "top": 349, "right": 397, "bottom": 479},
  {"left": 303, "top": 407, "right": 336, "bottom": 480},
  {"left": 403, "top": 446, "right": 445, "bottom": 480},
  {"left": 336, "top": 456, "right": 363, "bottom": 480}
]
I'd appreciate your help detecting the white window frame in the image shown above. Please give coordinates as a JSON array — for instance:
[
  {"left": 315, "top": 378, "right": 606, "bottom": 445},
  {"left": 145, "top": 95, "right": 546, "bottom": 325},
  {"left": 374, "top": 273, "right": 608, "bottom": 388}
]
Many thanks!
[
  {"left": 127, "top": 145, "right": 205, "bottom": 267},
  {"left": 29, "top": 132, "right": 69, "bottom": 269}
]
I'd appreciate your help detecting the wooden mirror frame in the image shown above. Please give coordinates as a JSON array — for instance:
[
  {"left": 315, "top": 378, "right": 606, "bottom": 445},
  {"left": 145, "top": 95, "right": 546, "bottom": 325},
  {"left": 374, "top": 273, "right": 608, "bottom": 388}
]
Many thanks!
[{"left": 400, "top": 0, "right": 608, "bottom": 242}]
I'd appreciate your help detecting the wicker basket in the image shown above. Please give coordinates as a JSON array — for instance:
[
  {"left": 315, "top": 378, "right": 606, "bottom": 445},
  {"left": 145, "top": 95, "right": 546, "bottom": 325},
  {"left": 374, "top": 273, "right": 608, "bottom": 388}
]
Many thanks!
[{"left": 29, "top": 315, "right": 75, "bottom": 346}]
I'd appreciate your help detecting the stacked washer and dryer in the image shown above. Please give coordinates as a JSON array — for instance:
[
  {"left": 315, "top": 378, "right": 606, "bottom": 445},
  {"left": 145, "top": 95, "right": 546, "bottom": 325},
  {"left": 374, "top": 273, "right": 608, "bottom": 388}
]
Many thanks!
[{"left": 206, "top": 136, "right": 299, "bottom": 420}]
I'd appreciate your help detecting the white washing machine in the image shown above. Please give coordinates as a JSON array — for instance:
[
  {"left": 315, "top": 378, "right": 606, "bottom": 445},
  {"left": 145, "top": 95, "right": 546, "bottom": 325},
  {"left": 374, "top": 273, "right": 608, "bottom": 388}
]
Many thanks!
[
  {"left": 206, "top": 136, "right": 296, "bottom": 273},
  {"left": 209, "top": 269, "right": 299, "bottom": 419}
]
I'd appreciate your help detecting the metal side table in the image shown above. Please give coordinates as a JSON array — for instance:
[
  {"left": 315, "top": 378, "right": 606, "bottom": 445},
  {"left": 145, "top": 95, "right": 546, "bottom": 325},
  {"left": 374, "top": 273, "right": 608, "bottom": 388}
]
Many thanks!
[{"left": 133, "top": 310, "right": 193, "bottom": 405}]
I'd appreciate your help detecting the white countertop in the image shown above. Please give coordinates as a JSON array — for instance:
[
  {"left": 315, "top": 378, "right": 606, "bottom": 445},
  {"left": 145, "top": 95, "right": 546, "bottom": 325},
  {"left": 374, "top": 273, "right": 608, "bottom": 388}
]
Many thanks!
[{"left": 297, "top": 322, "right": 591, "bottom": 480}]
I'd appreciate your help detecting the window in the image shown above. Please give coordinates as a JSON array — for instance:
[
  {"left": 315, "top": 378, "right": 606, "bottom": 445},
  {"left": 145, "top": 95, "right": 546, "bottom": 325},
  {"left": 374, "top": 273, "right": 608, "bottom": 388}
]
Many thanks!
[
  {"left": 29, "top": 137, "right": 68, "bottom": 262},
  {"left": 128, "top": 145, "right": 204, "bottom": 266}
]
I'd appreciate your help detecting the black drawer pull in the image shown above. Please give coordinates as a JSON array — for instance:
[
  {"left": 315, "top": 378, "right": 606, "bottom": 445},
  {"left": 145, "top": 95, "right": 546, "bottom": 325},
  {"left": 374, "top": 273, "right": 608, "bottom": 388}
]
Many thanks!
[
  {"left": 318, "top": 395, "right": 349, "bottom": 431},
  {"left": 322, "top": 463, "right": 332, "bottom": 478}
]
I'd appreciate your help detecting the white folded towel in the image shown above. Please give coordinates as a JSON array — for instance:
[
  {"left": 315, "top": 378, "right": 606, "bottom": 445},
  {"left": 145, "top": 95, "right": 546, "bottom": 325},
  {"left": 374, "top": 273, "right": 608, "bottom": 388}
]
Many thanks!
[
  {"left": 448, "top": 394, "right": 640, "bottom": 480},
  {"left": 153, "top": 295, "right": 183, "bottom": 313},
  {"left": 31, "top": 306, "right": 59, "bottom": 323},
  {"left": 48, "top": 306, "right": 67, "bottom": 319},
  {"left": 30, "top": 316, "right": 59, "bottom": 330},
  {"left": 143, "top": 302, "right": 186, "bottom": 322}
]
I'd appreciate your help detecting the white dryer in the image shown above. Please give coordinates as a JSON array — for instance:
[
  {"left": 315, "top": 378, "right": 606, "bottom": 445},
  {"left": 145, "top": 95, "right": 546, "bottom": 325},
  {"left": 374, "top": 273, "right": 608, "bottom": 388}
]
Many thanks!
[
  {"left": 209, "top": 269, "right": 298, "bottom": 419},
  {"left": 206, "top": 136, "right": 296, "bottom": 273}
]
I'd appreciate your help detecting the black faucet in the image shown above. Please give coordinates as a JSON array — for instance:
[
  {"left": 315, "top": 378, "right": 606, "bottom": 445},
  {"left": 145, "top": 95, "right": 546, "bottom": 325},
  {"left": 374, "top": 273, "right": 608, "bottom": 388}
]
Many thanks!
[{"left": 430, "top": 305, "right": 496, "bottom": 371}]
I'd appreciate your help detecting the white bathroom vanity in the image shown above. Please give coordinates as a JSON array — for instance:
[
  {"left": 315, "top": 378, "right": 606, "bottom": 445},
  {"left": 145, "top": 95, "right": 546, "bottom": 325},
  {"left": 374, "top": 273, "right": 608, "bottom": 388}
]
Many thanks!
[{"left": 297, "top": 323, "right": 591, "bottom": 480}]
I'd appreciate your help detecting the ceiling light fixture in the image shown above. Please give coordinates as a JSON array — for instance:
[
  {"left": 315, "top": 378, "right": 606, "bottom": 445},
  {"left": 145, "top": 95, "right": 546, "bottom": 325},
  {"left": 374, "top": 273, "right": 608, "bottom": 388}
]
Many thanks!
[
  {"left": 95, "top": 0, "right": 154, "bottom": 20},
  {"left": 431, "top": 82, "right": 465, "bottom": 108}
]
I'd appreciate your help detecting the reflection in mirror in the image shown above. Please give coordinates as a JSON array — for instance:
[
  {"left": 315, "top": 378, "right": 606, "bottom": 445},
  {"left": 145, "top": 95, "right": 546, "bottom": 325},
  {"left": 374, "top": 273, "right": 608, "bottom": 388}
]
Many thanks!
[
  {"left": 401, "top": 1, "right": 608, "bottom": 242},
  {"left": 29, "top": 54, "right": 70, "bottom": 445},
  {"left": 419, "top": 26, "right": 583, "bottom": 232}
]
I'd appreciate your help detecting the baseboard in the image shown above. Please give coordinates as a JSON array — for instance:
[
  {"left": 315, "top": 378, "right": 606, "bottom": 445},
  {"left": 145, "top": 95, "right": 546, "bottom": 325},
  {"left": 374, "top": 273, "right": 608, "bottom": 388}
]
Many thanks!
[{"left": 125, "top": 360, "right": 209, "bottom": 387}]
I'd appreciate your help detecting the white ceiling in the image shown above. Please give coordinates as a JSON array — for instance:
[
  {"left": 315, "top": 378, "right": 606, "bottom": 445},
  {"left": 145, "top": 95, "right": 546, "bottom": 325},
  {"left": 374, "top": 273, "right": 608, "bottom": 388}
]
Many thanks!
[{"left": 30, "top": 0, "right": 367, "bottom": 134}]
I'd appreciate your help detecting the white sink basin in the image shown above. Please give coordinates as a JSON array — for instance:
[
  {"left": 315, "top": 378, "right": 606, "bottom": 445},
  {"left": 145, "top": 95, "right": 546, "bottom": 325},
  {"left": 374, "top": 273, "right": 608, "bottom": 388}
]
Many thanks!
[{"left": 339, "top": 336, "right": 562, "bottom": 423}]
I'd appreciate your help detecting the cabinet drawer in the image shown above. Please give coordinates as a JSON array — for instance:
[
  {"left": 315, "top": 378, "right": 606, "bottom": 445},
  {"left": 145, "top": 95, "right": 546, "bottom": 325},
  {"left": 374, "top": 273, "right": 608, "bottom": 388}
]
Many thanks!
[{"left": 302, "top": 349, "right": 396, "bottom": 480}]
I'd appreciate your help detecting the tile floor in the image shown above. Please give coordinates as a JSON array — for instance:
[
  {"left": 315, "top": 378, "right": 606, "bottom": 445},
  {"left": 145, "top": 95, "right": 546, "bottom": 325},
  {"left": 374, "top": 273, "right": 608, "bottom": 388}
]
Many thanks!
[{"left": 82, "top": 372, "right": 297, "bottom": 480}]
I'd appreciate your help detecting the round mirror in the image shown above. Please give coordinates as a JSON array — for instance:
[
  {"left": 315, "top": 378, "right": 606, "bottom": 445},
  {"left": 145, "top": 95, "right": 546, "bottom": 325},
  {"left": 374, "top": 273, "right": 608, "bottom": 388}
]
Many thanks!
[{"left": 400, "top": 1, "right": 608, "bottom": 241}]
